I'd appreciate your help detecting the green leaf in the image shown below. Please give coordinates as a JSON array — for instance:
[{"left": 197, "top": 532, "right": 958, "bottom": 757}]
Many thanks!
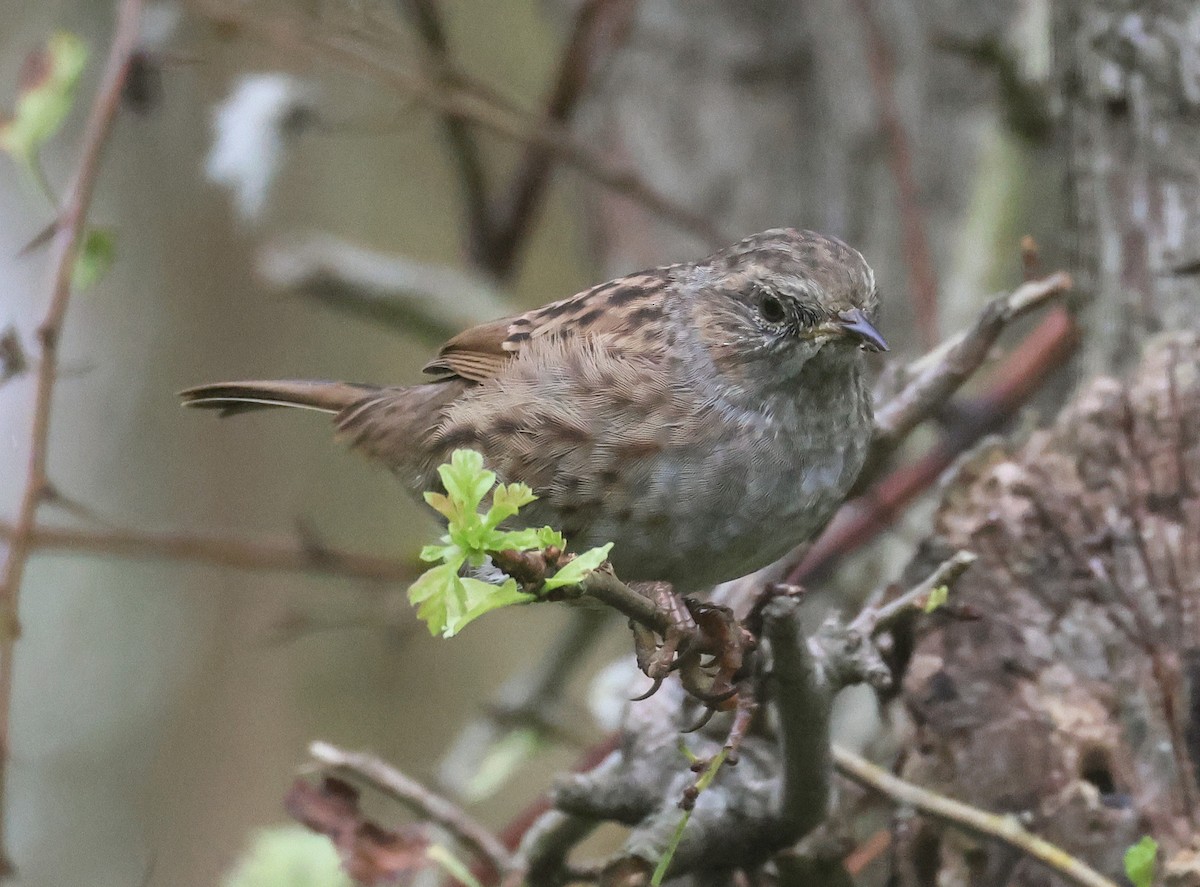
[
  {"left": 407, "top": 563, "right": 460, "bottom": 636},
  {"left": 444, "top": 577, "right": 534, "bottom": 637},
  {"left": 0, "top": 32, "right": 87, "bottom": 165},
  {"left": 224, "top": 826, "right": 352, "bottom": 887},
  {"left": 536, "top": 526, "right": 566, "bottom": 549},
  {"left": 1124, "top": 836, "right": 1157, "bottom": 887},
  {"left": 423, "top": 491, "right": 459, "bottom": 523},
  {"left": 438, "top": 449, "right": 494, "bottom": 513},
  {"left": 485, "top": 482, "right": 537, "bottom": 529},
  {"left": 543, "top": 543, "right": 613, "bottom": 591},
  {"left": 485, "top": 527, "right": 544, "bottom": 552},
  {"left": 71, "top": 227, "right": 115, "bottom": 290},
  {"left": 923, "top": 584, "right": 949, "bottom": 613}
]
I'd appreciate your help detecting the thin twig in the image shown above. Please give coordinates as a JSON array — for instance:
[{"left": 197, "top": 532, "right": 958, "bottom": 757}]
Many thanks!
[
  {"left": 198, "top": 1, "right": 725, "bottom": 247},
  {"left": 850, "top": 550, "right": 977, "bottom": 637},
  {"left": 308, "top": 741, "right": 518, "bottom": 878},
  {"left": 789, "top": 307, "right": 1078, "bottom": 585},
  {"left": 868, "top": 272, "right": 1073, "bottom": 468},
  {"left": 850, "top": 0, "right": 940, "bottom": 349},
  {"left": 0, "top": 0, "right": 144, "bottom": 874},
  {"left": 832, "top": 746, "right": 1121, "bottom": 887},
  {"left": 0, "top": 519, "right": 419, "bottom": 584},
  {"left": 399, "top": 0, "right": 494, "bottom": 264},
  {"left": 487, "top": 0, "right": 638, "bottom": 278}
]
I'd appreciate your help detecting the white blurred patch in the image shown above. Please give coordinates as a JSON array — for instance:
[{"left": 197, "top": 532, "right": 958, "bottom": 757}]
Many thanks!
[
  {"left": 138, "top": 2, "right": 182, "bottom": 51},
  {"left": 588, "top": 657, "right": 652, "bottom": 732},
  {"left": 205, "top": 74, "right": 316, "bottom": 220}
]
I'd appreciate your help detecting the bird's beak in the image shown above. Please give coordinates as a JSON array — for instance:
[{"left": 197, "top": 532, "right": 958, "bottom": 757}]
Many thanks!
[{"left": 835, "top": 308, "right": 888, "bottom": 352}]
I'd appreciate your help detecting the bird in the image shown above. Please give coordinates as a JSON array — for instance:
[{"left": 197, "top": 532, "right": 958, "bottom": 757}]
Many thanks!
[{"left": 181, "top": 228, "right": 886, "bottom": 592}]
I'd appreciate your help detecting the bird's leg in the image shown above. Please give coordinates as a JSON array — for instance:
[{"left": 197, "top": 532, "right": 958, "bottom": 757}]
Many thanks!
[{"left": 628, "top": 582, "right": 698, "bottom": 689}]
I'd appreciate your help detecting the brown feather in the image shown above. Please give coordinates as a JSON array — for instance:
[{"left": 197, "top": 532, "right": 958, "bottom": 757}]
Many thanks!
[{"left": 421, "top": 271, "right": 672, "bottom": 383}]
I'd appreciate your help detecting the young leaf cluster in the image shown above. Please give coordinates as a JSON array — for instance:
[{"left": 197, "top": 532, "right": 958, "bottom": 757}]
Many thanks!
[{"left": 408, "top": 449, "right": 612, "bottom": 638}]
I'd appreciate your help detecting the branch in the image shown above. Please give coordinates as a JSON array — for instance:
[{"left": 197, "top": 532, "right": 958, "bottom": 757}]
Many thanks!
[
  {"left": 0, "top": 519, "right": 419, "bottom": 584},
  {"left": 832, "top": 746, "right": 1121, "bottom": 887},
  {"left": 197, "top": 1, "right": 725, "bottom": 248},
  {"left": 850, "top": 0, "right": 940, "bottom": 348},
  {"left": 0, "top": 0, "right": 144, "bottom": 874},
  {"left": 398, "top": 0, "right": 494, "bottom": 264},
  {"left": 308, "top": 741, "right": 518, "bottom": 878},
  {"left": 258, "top": 234, "right": 511, "bottom": 343},
  {"left": 868, "top": 271, "right": 1073, "bottom": 468},
  {"left": 849, "top": 549, "right": 977, "bottom": 637},
  {"left": 790, "top": 306, "right": 1078, "bottom": 585},
  {"left": 486, "top": 0, "right": 638, "bottom": 278}
]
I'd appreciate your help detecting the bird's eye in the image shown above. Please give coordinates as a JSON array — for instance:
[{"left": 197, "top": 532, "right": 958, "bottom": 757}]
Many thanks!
[{"left": 758, "top": 293, "right": 787, "bottom": 325}]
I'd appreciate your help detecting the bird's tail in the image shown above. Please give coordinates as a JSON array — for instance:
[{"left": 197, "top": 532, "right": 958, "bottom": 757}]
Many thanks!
[{"left": 179, "top": 380, "right": 379, "bottom": 417}]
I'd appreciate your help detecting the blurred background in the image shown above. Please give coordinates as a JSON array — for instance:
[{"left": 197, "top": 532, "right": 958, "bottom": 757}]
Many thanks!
[{"left": 2, "top": 0, "right": 1189, "bottom": 885}]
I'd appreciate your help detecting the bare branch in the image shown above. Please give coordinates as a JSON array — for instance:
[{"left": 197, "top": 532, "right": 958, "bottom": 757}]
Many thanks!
[
  {"left": 308, "top": 740, "right": 518, "bottom": 878},
  {"left": 0, "top": 0, "right": 145, "bottom": 873},
  {"left": 0, "top": 519, "right": 419, "bottom": 584},
  {"left": 833, "top": 746, "right": 1121, "bottom": 887},
  {"left": 258, "top": 234, "right": 510, "bottom": 343},
  {"left": 487, "top": 0, "right": 639, "bottom": 278},
  {"left": 398, "top": 0, "right": 494, "bottom": 263},
  {"left": 850, "top": 549, "right": 977, "bottom": 637},
  {"left": 850, "top": 0, "right": 940, "bottom": 349},
  {"left": 195, "top": 1, "right": 726, "bottom": 248},
  {"left": 869, "top": 271, "right": 1074, "bottom": 463}
]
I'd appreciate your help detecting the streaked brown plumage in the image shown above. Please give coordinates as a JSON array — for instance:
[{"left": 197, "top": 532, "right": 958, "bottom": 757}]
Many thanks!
[{"left": 181, "top": 229, "right": 885, "bottom": 591}]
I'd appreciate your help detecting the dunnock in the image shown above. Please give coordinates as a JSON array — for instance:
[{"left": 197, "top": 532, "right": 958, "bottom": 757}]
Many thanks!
[{"left": 182, "top": 229, "right": 885, "bottom": 591}]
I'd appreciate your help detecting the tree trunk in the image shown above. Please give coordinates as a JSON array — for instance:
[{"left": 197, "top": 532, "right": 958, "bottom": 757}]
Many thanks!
[{"left": 895, "top": 3, "right": 1200, "bottom": 883}]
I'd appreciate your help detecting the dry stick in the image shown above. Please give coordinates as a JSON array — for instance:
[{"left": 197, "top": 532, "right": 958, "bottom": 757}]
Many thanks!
[
  {"left": 400, "top": 0, "right": 494, "bottom": 265},
  {"left": 868, "top": 271, "right": 1074, "bottom": 465},
  {"left": 0, "top": 0, "right": 144, "bottom": 874},
  {"left": 790, "top": 306, "right": 1079, "bottom": 585},
  {"left": 850, "top": 549, "right": 977, "bottom": 637},
  {"left": 0, "top": 520, "right": 418, "bottom": 584},
  {"left": 200, "top": 2, "right": 725, "bottom": 247},
  {"left": 308, "top": 741, "right": 517, "bottom": 878},
  {"left": 850, "top": 0, "right": 940, "bottom": 349},
  {"left": 832, "top": 746, "right": 1120, "bottom": 887},
  {"left": 486, "top": 0, "right": 639, "bottom": 278}
]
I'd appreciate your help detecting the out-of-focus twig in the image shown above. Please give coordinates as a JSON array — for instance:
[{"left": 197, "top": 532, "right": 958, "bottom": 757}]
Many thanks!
[
  {"left": 850, "top": 0, "right": 940, "bottom": 349},
  {"left": 0, "top": 519, "right": 419, "bottom": 584},
  {"left": 258, "top": 234, "right": 510, "bottom": 343},
  {"left": 399, "top": 0, "right": 494, "bottom": 264},
  {"left": 486, "top": 0, "right": 639, "bottom": 278},
  {"left": 309, "top": 740, "right": 518, "bottom": 879},
  {"left": 198, "top": 1, "right": 725, "bottom": 248},
  {"left": 832, "top": 746, "right": 1121, "bottom": 887},
  {"left": 0, "top": 0, "right": 144, "bottom": 874},
  {"left": 439, "top": 607, "right": 609, "bottom": 798}
]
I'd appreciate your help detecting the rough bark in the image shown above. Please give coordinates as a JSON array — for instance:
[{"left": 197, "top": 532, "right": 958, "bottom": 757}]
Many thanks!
[
  {"left": 898, "top": 333, "right": 1200, "bottom": 885},
  {"left": 1056, "top": 0, "right": 1200, "bottom": 378},
  {"left": 891, "top": 4, "right": 1200, "bottom": 883}
]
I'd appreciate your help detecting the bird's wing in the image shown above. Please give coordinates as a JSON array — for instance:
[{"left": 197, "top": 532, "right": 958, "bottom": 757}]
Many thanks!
[{"left": 422, "top": 270, "right": 671, "bottom": 383}]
